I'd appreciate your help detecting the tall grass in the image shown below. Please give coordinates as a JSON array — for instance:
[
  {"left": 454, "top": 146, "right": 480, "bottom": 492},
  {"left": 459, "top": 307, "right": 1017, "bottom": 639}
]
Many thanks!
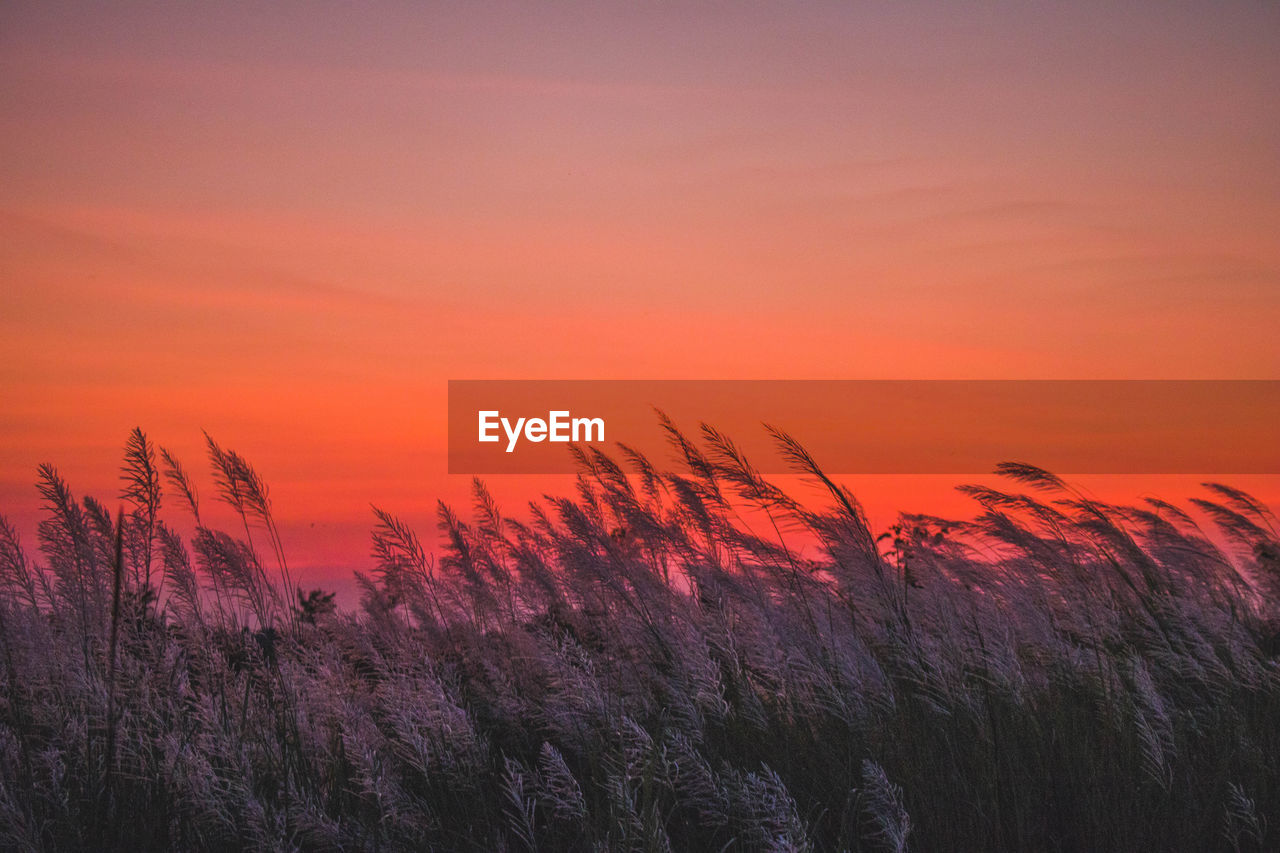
[{"left": 0, "top": 425, "right": 1277, "bottom": 851}]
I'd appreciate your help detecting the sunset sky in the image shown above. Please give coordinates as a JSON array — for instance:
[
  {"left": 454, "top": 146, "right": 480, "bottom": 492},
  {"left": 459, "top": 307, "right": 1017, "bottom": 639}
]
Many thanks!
[{"left": 3, "top": 2, "right": 1278, "bottom": 587}]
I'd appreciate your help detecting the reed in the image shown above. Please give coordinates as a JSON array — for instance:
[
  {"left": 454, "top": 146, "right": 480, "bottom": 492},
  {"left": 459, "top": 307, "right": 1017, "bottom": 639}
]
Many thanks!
[{"left": 0, "top": 424, "right": 1276, "bottom": 851}]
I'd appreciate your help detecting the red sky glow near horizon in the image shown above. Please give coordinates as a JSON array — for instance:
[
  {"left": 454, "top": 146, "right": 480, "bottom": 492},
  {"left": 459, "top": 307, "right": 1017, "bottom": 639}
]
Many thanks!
[{"left": 3, "top": 2, "right": 1279, "bottom": 592}]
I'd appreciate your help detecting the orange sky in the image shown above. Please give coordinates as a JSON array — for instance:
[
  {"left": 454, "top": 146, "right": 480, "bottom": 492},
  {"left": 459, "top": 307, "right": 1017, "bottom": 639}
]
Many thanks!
[{"left": 2, "top": 2, "right": 1278, "bottom": 587}]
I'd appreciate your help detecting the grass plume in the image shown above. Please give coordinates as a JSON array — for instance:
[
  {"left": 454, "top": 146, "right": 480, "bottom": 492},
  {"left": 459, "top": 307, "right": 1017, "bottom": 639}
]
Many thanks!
[{"left": 0, "top": 424, "right": 1277, "bottom": 850}]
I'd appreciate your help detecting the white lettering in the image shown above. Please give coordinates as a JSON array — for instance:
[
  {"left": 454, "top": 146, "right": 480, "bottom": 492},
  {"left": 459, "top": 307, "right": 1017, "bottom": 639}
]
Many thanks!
[
  {"left": 573, "top": 417, "right": 605, "bottom": 442},
  {"left": 549, "top": 410, "right": 570, "bottom": 441},
  {"left": 478, "top": 411, "right": 500, "bottom": 442},
  {"left": 502, "top": 416, "right": 526, "bottom": 453},
  {"left": 481, "top": 411, "right": 605, "bottom": 452}
]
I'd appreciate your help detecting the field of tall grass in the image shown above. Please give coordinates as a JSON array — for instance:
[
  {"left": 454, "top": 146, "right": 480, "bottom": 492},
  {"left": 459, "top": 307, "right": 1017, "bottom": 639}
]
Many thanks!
[{"left": 0, "top": 423, "right": 1277, "bottom": 851}]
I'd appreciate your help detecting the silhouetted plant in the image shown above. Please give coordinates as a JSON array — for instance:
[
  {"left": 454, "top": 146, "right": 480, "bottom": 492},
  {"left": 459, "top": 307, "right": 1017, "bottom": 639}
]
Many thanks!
[{"left": 0, "top": 424, "right": 1277, "bottom": 851}]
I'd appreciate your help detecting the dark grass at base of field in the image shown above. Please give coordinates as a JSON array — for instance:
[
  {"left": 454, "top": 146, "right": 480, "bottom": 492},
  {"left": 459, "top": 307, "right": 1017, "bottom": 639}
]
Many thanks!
[{"left": 0, "top": 427, "right": 1276, "bottom": 851}]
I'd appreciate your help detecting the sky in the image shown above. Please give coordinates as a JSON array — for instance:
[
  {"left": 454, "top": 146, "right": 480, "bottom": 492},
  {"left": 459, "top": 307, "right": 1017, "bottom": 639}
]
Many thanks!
[{"left": 2, "top": 1, "right": 1279, "bottom": 586}]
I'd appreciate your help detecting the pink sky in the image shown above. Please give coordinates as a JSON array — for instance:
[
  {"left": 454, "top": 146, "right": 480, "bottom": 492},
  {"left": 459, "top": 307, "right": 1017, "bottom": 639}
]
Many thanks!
[{"left": 2, "top": 2, "right": 1278, "bottom": 586}]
